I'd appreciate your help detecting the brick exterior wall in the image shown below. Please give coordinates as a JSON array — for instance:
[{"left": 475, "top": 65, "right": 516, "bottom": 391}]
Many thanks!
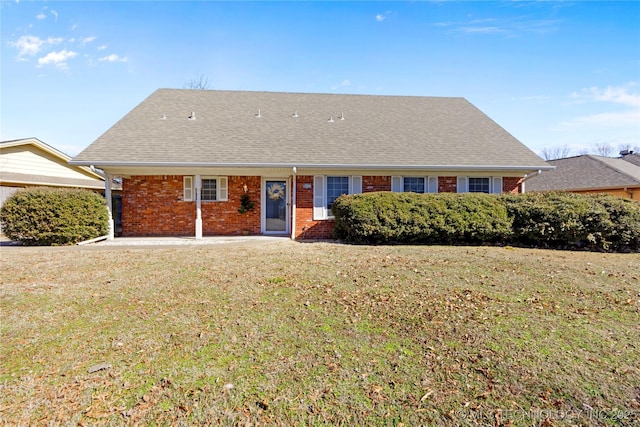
[
  {"left": 438, "top": 176, "right": 458, "bottom": 193},
  {"left": 122, "top": 176, "right": 193, "bottom": 236},
  {"left": 363, "top": 176, "right": 391, "bottom": 192},
  {"left": 123, "top": 174, "right": 523, "bottom": 239},
  {"left": 122, "top": 175, "right": 261, "bottom": 237},
  {"left": 503, "top": 177, "right": 523, "bottom": 194},
  {"left": 294, "top": 175, "right": 334, "bottom": 239}
]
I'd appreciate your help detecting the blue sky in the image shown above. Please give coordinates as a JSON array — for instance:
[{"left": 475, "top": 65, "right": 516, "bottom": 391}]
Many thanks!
[{"left": 2, "top": 1, "right": 639, "bottom": 158}]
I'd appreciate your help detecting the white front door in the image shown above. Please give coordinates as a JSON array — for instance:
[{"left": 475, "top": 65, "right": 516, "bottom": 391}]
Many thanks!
[{"left": 262, "top": 179, "right": 289, "bottom": 234}]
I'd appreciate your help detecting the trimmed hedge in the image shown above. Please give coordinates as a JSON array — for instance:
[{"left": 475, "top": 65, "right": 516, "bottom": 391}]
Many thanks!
[
  {"left": 0, "top": 187, "right": 109, "bottom": 246},
  {"left": 504, "top": 192, "right": 640, "bottom": 252},
  {"left": 332, "top": 191, "right": 640, "bottom": 252},
  {"left": 332, "top": 192, "right": 511, "bottom": 245}
]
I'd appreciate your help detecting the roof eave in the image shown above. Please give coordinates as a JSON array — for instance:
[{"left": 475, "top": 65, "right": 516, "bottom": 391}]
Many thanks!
[{"left": 69, "top": 160, "right": 554, "bottom": 172}]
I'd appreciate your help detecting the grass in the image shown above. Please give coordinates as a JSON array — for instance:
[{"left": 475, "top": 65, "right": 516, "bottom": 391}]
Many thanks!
[{"left": 1, "top": 240, "right": 638, "bottom": 426}]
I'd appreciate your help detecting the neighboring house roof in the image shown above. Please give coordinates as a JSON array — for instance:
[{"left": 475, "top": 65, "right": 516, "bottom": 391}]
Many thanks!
[
  {"left": 1, "top": 137, "right": 107, "bottom": 189},
  {"left": 71, "top": 89, "right": 550, "bottom": 172},
  {"left": 526, "top": 154, "right": 640, "bottom": 192},
  {"left": 621, "top": 153, "right": 640, "bottom": 166}
]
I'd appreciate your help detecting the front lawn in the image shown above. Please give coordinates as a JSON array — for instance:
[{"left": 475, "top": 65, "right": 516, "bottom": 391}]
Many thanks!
[{"left": 1, "top": 241, "right": 638, "bottom": 425}]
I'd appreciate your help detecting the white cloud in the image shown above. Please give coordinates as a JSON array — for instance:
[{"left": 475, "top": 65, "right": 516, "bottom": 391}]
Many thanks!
[
  {"left": 376, "top": 11, "right": 391, "bottom": 22},
  {"left": 559, "top": 110, "right": 640, "bottom": 128},
  {"left": 38, "top": 49, "right": 78, "bottom": 70},
  {"left": 561, "top": 82, "right": 640, "bottom": 129},
  {"left": 51, "top": 9, "right": 58, "bottom": 21},
  {"left": 9, "top": 36, "right": 62, "bottom": 58},
  {"left": 36, "top": 13, "right": 46, "bottom": 20},
  {"left": 97, "top": 45, "right": 107, "bottom": 51},
  {"left": 10, "top": 35, "right": 44, "bottom": 57},
  {"left": 570, "top": 82, "right": 640, "bottom": 108},
  {"left": 98, "top": 54, "right": 127, "bottom": 63},
  {"left": 81, "top": 36, "right": 97, "bottom": 45}
]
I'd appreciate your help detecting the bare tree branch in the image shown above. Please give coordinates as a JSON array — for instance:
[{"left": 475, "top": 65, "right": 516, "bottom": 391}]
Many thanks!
[
  {"left": 540, "top": 145, "right": 571, "bottom": 160},
  {"left": 594, "top": 142, "right": 614, "bottom": 157},
  {"left": 183, "top": 74, "right": 210, "bottom": 90}
]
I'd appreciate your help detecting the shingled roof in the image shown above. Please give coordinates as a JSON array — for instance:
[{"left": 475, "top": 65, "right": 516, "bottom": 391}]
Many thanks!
[
  {"left": 526, "top": 154, "right": 640, "bottom": 192},
  {"left": 72, "top": 89, "right": 548, "bottom": 170}
]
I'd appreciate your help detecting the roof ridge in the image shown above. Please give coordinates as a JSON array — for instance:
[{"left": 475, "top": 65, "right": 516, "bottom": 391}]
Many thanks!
[
  {"left": 591, "top": 155, "right": 640, "bottom": 184},
  {"left": 154, "top": 87, "right": 466, "bottom": 100}
]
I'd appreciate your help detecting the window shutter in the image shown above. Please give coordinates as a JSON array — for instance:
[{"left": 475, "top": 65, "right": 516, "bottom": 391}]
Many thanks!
[
  {"left": 427, "top": 176, "right": 438, "bottom": 193},
  {"left": 218, "top": 177, "right": 228, "bottom": 201},
  {"left": 313, "top": 176, "right": 325, "bottom": 220},
  {"left": 457, "top": 176, "right": 468, "bottom": 193},
  {"left": 391, "top": 176, "right": 403, "bottom": 192},
  {"left": 350, "top": 176, "right": 362, "bottom": 194},
  {"left": 492, "top": 177, "right": 503, "bottom": 194},
  {"left": 183, "top": 176, "right": 193, "bottom": 201}
]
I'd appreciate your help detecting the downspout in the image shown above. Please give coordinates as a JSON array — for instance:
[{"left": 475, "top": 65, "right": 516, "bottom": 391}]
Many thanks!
[
  {"left": 195, "top": 175, "right": 202, "bottom": 239},
  {"left": 520, "top": 170, "right": 542, "bottom": 193},
  {"left": 291, "top": 167, "right": 297, "bottom": 240}
]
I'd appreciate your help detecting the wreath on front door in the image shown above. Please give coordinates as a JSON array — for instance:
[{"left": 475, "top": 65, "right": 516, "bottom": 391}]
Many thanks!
[{"left": 267, "top": 183, "right": 285, "bottom": 200}]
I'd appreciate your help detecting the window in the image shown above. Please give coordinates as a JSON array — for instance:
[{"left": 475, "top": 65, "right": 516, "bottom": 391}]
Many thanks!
[
  {"left": 183, "top": 176, "right": 228, "bottom": 201},
  {"left": 313, "top": 175, "right": 362, "bottom": 220},
  {"left": 456, "top": 176, "right": 502, "bottom": 194},
  {"left": 391, "top": 176, "right": 438, "bottom": 193},
  {"left": 201, "top": 178, "right": 217, "bottom": 201},
  {"left": 326, "top": 176, "right": 350, "bottom": 210},
  {"left": 403, "top": 177, "right": 425, "bottom": 193},
  {"left": 468, "top": 177, "right": 490, "bottom": 193}
]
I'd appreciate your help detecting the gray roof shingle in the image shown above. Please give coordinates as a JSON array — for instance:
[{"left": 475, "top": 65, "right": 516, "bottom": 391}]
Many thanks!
[
  {"left": 72, "top": 89, "right": 548, "bottom": 170},
  {"left": 526, "top": 155, "right": 640, "bottom": 191}
]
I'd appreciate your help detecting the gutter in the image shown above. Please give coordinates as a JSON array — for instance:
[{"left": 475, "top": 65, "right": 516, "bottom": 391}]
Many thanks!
[
  {"left": 520, "top": 170, "right": 542, "bottom": 194},
  {"left": 69, "top": 160, "right": 555, "bottom": 172}
]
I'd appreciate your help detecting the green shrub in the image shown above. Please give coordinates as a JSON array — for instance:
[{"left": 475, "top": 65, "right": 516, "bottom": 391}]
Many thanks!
[
  {"left": 503, "top": 192, "right": 640, "bottom": 252},
  {"left": 0, "top": 187, "right": 109, "bottom": 246},
  {"left": 332, "top": 191, "right": 640, "bottom": 252},
  {"left": 332, "top": 192, "right": 512, "bottom": 245},
  {"left": 576, "top": 194, "right": 640, "bottom": 252}
]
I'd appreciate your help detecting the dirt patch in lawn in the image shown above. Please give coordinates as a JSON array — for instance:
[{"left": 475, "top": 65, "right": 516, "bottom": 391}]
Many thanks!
[{"left": 1, "top": 241, "right": 638, "bottom": 425}]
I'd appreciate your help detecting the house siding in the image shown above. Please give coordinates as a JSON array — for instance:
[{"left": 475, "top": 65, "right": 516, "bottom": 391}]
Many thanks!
[
  {"left": 123, "top": 174, "right": 524, "bottom": 238},
  {"left": 503, "top": 177, "right": 522, "bottom": 194},
  {"left": 294, "top": 175, "right": 334, "bottom": 239},
  {"left": 122, "top": 176, "right": 193, "bottom": 236},
  {"left": 438, "top": 176, "right": 458, "bottom": 193},
  {"left": 363, "top": 176, "right": 392, "bottom": 192},
  {"left": 122, "top": 175, "right": 262, "bottom": 237}
]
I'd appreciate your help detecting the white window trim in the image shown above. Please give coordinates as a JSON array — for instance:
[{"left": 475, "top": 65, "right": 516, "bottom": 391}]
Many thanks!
[
  {"left": 313, "top": 175, "right": 362, "bottom": 220},
  {"left": 391, "top": 176, "right": 438, "bottom": 193},
  {"left": 183, "top": 176, "right": 228, "bottom": 201},
  {"left": 457, "top": 176, "right": 502, "bottom": 194}
]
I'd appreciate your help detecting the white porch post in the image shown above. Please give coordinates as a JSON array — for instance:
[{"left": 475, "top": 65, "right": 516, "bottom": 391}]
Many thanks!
[
  {"left": 105, "top": 173, "right": 114, "bottom": 240},
  {"left": 195, "top": 174, "right": 202, "bottom": 239},
  {"left": 291, "top": 167, "right": 297, "bottom": 240}
]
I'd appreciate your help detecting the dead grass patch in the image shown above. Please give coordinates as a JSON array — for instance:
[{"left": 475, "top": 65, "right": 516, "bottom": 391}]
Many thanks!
[{"left": 1, "top": 241, "right": 638, "bottom": 425}]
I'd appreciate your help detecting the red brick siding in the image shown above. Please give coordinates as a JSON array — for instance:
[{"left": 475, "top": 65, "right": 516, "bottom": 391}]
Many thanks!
[
  {"left": 122, "top": 175, "right": 261, "bottom": 237},
  {"left": 124, "top": 174, "right": 524, "bottom": 238},
  {"left": 202, "top": 176, "right": 261, "bottom": 236},
  {"left": 438, "top": 176, "right": 458, "bottom": 193},
  {"left": 294, "top": 176, "right": 334, "bottom": 239},
  {"left": 363, "top": 176, "right": 391, "bottom": 192},
  {"left": 503, "top": 177, "right": 523, "bottom": 194},
  {"left": 122, "top": 176, "right": 193, "bottom": 236}
]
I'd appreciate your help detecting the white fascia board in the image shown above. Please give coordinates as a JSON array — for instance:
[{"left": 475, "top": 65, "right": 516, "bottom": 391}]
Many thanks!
[{"left": 69, "top": 160, "right": 555, "bottom": 172}]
